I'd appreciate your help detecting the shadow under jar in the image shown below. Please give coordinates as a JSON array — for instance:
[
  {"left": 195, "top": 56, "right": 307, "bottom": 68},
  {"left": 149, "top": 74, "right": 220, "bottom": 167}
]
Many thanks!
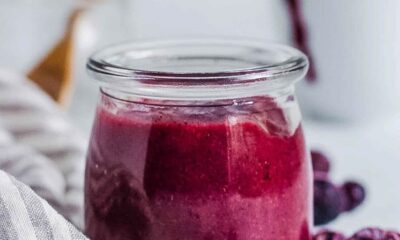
[{"left": 85, "top": 39, "right": 312, "bottom": 240}]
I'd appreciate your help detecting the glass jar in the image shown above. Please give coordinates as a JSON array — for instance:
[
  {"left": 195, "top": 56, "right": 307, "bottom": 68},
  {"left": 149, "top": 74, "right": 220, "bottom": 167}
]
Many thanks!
[{"left": 85, "top": 39, "right": 312, "bottom": 240}]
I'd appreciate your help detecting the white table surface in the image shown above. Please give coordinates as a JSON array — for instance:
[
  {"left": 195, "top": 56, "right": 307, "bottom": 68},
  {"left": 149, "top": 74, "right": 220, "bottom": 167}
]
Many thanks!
[
  {"left": 304, "top": 117, "right": 400, "bottom": 234},
  {"left": 68, "top": 76, "right": 400, "bottom": 235}
]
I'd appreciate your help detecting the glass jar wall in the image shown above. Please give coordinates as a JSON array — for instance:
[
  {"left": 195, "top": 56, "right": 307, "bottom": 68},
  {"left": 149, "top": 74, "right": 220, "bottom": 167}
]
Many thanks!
[{"left": 85, "top": 39, "right": 312, "bottom": 240}]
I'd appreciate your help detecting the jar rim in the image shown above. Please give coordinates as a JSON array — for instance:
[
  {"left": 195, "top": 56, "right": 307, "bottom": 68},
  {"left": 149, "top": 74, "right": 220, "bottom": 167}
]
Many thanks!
[{"left": 87, "top": 39, "right": 309, "bottom": 100}]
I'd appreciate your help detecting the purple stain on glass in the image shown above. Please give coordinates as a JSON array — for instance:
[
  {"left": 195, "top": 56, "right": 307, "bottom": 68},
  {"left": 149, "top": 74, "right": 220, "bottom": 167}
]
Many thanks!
[{"left": 286, "top": 0, "right": 317, "bottom": 82}]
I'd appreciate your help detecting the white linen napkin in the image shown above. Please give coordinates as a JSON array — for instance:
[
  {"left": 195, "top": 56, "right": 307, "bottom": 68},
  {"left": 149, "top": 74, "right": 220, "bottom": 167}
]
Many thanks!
[
  {"left": 0, "top": 69, "right": 88, "bottom": 238},
  {"left": 0, "top": 170, "right": 88, "bottom": 240}
]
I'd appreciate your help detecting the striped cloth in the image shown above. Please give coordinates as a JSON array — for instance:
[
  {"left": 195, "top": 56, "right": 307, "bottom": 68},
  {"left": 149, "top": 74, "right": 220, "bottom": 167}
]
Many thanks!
[
  {"left": 0, "top": 170, "right": 87, "bottom": 240},
  {"left": 0, "top": 69, "right": 88, "bottom": 238}
]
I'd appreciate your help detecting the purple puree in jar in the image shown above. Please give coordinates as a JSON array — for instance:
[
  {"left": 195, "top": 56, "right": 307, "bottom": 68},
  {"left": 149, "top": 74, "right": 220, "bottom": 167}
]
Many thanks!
[{"left": 85, "top": 94, "right": 311, "bottom": 240}]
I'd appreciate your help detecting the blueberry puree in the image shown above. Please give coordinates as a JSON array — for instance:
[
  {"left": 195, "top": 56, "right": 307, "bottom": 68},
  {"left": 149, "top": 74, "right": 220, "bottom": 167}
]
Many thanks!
[{"left": 85, "top": 95, "right": 311, "bottom": 240}]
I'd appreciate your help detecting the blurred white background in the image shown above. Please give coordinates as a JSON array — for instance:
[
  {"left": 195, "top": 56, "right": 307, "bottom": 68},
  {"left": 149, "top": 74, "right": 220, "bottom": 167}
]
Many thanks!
[{"left": 1, "top": 0, "right": 400, "bottom": 235}]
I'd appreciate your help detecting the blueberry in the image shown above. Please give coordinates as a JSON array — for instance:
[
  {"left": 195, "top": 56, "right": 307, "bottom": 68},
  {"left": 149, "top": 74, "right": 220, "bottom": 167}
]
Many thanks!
[
  {"left": 340, "top": 181, "right": 366, "bottom": 212},
  {"left": 349, "top": 227, "right": 385, "bottom": 240},
  {"left": 314, "top": 178, "right": 342, "bottom": 225},
  {"left": 384, "top": 231, "right": 400, "bottom": 240},
  {"left": 313, "top": 230, "right": 346, "bottom": 240},
  {"left": 314, "top": 171, "right": 330, "bottom": 181},
  {"left": 311, "top": 150, "right": 331, "bottom": 174}
]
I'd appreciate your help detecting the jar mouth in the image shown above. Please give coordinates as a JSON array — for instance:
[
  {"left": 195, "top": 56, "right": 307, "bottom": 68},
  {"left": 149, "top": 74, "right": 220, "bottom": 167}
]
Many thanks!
[{"left": 87, "top": 39, "right": 309, "bottom": 100}]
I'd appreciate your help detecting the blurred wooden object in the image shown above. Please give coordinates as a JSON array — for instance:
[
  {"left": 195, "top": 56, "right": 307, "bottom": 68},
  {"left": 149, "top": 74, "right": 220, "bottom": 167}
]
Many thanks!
[{"left": 27, "top": 9, "right": 84, "bottom": 105}]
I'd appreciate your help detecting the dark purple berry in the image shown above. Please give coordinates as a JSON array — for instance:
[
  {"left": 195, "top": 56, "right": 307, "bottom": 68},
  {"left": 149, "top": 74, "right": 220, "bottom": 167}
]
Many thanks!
[
  {"left": 314, "top": 178, "right": 342, "bottom": 225},
  {"left": 313, "top": 230, "right": 346, "bottom": 240},
  {"left": 340, "top": 181, "right": 366, "bottom": 212},
  {"left": 349, "top": 227, "right": 385, "bottom": 240},
  {"left": 311, "top": 150, "right": 331, "bottom": 174},
  {"left": 314, "top": 171, "right": 329, "bottom": 181}
]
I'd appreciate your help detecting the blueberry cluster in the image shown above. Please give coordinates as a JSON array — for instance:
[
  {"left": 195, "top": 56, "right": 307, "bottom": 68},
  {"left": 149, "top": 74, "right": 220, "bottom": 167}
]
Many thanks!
[
  {"left": 314, "top": 228, "right": 400, "bottom": 240},
  {"left": 312, "top": 151, "right": 366, "bottom": 225}
]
